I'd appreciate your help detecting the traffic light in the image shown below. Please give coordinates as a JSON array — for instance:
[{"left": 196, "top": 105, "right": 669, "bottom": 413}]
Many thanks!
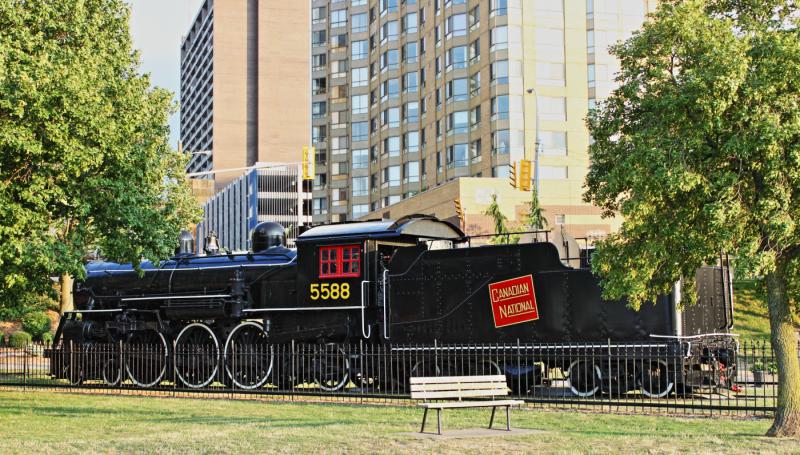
[
  {"left": 302, "top": 146, "right": 315, "bottom": 180},
  {"left": 519, "top": 159, "right": 531, "bottom": 191},
  {"left": 508, "top": 162, "right": 518, "bottom": 189},
  {"left": 454, "top": 198, "right": 464, "bottom": 223}
]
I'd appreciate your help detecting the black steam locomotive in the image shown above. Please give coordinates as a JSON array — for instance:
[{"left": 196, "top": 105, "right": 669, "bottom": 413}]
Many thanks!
[{"left": 51, "top": 215, "right": 735, "bottom": 396}]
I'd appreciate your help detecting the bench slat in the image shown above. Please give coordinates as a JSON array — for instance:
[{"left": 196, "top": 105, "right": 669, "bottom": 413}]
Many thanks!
[
  {"left": 417, "top": 400, "right": 524, "bottom": 409},
  {"left": 411, "top": 388, "right": 509, "bottom": 400},
  {"left": 410, "top": 382, "right": 508, "bottom": 392},
  {"left": 410, "top": 375, "right": 505, "bottom": 384}
]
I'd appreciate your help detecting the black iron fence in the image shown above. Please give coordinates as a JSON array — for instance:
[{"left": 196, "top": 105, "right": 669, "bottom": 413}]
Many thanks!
[{"left": 0, "top": 337, "right": 785, "bottom": 416}]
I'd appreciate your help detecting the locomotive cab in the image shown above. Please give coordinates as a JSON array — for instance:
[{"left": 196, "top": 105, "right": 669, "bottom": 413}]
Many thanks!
[{"left": 294, "top": 215, "right": 465, "bottom": 340}]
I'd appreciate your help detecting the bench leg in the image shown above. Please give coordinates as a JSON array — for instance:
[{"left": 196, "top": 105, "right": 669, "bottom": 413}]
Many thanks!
[
  {"left": 420, "top": 408, "right": 428, "bottom": 433},
  {"left": 505, "top": 406, "right": 511, "bottom": 431},
  {"left": 488, "top": 406, "right": 496, "bottom": 429},
  {"left": 437, "top": 408, "right": 442, "bottom": 435}
]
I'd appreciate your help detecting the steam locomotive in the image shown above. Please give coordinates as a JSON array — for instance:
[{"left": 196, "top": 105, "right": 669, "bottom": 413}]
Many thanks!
[{"left": 50, "top": 215, "right": 736, "bottom": 396}]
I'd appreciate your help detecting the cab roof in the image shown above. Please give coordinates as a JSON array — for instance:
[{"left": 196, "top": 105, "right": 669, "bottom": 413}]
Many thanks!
[{"left": 296, "top": 215, "right": 464, "bottom": 243}]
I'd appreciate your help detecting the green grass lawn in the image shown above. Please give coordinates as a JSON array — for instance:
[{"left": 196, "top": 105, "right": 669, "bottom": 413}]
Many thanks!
[{"left": 0, "top": 391, "right": 797, "bottom": 454}]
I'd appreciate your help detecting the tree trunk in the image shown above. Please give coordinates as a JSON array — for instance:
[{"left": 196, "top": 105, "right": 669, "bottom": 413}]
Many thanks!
[
  {"left": 59, "top": 273, "right": 73, "bottom": 314},
  {"left": 765, "top": 262, "right": 800, "bottom": 437}
]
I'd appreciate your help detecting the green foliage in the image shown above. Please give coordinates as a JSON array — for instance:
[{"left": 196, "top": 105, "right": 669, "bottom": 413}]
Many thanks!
[
  {"left": 525, "top": 188, "right": 548, "bottom": 231},
  {"left": 41, "top": 331, "right": 53, "bottom": 345},
  {"left": 20, "top": 312, "right": 50, "bottom": 340},
  {"left": 0, "top": 0, "right": 201, "bottom": 313},
  {"left": 752, "top": 360, "right": 779, "bottom": 374},
  {"left": 8, "top": 331, "right": 31, "bottom": 348},
  {"left": 484, "top": 194, "right": 519, "bottom": 244},
  {"left": 584, "top": 0, "right": 800, "bottom": 311}
]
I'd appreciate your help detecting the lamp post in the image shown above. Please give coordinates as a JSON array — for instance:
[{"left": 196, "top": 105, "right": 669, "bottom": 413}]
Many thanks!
[{"left": 526, "top": 87, "right": 542, "bottom": 194}]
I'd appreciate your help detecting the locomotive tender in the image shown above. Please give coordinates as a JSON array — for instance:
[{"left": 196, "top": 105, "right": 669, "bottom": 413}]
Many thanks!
[{"left": 51, "top": 215, "right": 735, "bottom": 396}]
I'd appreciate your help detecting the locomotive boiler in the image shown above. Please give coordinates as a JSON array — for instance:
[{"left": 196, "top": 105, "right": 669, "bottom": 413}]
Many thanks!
[{"left": 50, "top": 215, "right": 735, "bottom": 396}]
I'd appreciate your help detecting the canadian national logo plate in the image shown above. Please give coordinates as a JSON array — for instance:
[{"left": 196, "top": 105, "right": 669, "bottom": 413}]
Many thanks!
[{"left": 488, "top": 274, "right": 539, "bottom": 328}]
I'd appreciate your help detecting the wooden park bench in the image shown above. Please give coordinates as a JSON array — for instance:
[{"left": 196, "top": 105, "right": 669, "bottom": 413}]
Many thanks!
[{"left": 410, "top": 375, "right": 524, "bottom": 435}]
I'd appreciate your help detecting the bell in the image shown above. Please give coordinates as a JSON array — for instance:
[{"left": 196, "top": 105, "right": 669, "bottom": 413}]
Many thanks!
[{"left": 204, "top": 231, "right": 220, "bottom": 255}]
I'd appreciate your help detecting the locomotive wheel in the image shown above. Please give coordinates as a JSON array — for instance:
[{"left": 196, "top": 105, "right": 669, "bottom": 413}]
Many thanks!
[
  {"left": 567, "top": 360, "right": 602, "bottom": 397},
  {"left": 174, "top": 323, "right": 220, "bottom": 389},
  {"left": 102, "top": 356, "right": 122, "bottom": 386},
  {"left": 313, "top": 344, "right": 350, "bottom": 392},
  {"left": 639, "top": 360, "right": 674, "bottom": 398},
  {"left": 224, "top": 321, "right": 274, "bottom": 390},
  {"left": 125, "top": 330, "right": 168, "bottom": 388}
]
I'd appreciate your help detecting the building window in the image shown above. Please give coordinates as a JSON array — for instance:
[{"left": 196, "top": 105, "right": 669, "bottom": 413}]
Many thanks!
[
  {"left": 470, "top": 105, "right": 481, "bottom": 126},
  {"left": 446, "top": 46, "right": 468, "bottom": 70},
  {"left": 404, "top": 12, "right": 418, "bottom": 33},
  {"left": 352, "top": 121, "right": 369, "bottom": 142},
  {"left": 312, "top": 101, "right": 327, "bottom": 119},
  {"left": 403, "top": 71, "right": 418, "bottom": 92},
  {"left": 331, "top": 33, "right": 348, "bottom": 49},
  {"left": 447, "top": 111, "right": 468, "bottom": 135},
  {"left": 470, "top": 71, "right": 481, "bottom": 96},
  {"left": 381, "top": 0, "right": 398, "bottom": 15},
  {"left": 588, "top": 64, "right": 596, "bottom": 88},
  {"left": 382, "top": 107, "right": 400, "bottom": 128},
  {"left": 587, "top": 29, "right": 595, "bottom": 53},
  {"left": 492, "top": 165, "right": 510, "bottom": 178},
  {"left": 403, "top": 42, "right": 418, "bottom": 63},
  {"left": 381, "top": 78, "right": 400, "bottom": 100},
  {"left": 383, "top": 165, "right": 401, "bottom": 186},
  {"left": 331, "top": 9, "right": 347, "bottom": 28},
  {"left": 492, "top": 129, "right": 510, "bottom": 154},
  {"left": 331, "top": 59, "right": 348, "bottom": 77},
  {"left": 490, "top": 0, "right": 507, "bottom": 17},
  {"left": 384, "top": 136, "right": 401, "bottom": 156},
  {"left": 312, "top": 77, "right": 327, "bottom": 95},
  {"left": 540, "top": 131, "right": 567, "bottom": 156},
  {"left": 352, "top": 149, "right": 369, "bottom": 169},
  {"left": 555, "top": 214, "right": 566, "bottom": 225},
  {"left": 312, "top": 53, "right": 327, "bottom": 71},
  {"left": 352, "top": 40, "right": 368, "bottom": 60},
  {"left": 447, "top": 143, "right": 468, "bottom": 168},
  {"left": 312, "top": 6, "right": 327, "bottom": 25},
  {"left": 446, "top": 78, "right": 468, "bottom": 102},
  {"left": 352, "top": 13, "right": 368, "bottom": 33},
  {"left": 352, "top": 176, "right": 369, "bottom": 196},
  {"left": 319, "top": 245, "right": 361, "bottom": 279},
  {"left": 381, "top": 49, "right": 399, "bottom": 71},
  {"left": 381, "top": 20, "right": 399, "bottom": 42},
  {"left": 540, "top": 96, "right": 567, "bottom": 121},
  {"left": 491, "top": 95, "right": 509, "bottom": 121},
  {"left": 352, "top": 94, "right": 368, "bottom": 114},
  {"left": 404, "top": 131, "right": 419, "bottom": 152},
  {"left": 351, "top": 67, "right": 368, "bottom": 87},
  {"left": 404, "top": 102, "right": 419, "bottom": 123},
  {"left": 312, "top": 30, "right": 327, "bottom": 46},
  {"left": 469, "top": 38, "right": 480, "bottom": 62},
  {"left": 352, "top": 204, "right": 370, "bottom": 219},
  {"left": 445, "top": 13, "right": 466, "bottom": 38},
  {"left": 470, "top": 138, "right": 482, "bottom": 161},
  {"left": 404, "top": 161, "right": 420, "bottom": 183},
  {"left": 490, "top": 60, "right": 508, "bottom": 85},
  {"left": 331, "top": 136, "right": 349, "bottom": 155},
  {"left": 313, "top": 197, "right": 328, "bottom": 215},
  {"left": 469, "top": 6, "right": 480, "bottom": 29},
  {"left": 352, "top": 0, "right": 367, "bottom": 6},
  {"left": 312, "top": 125, "right": 327, "bottom": 143},
  {"left": 490, "top": 26, "right": 508, "bottom": 52}
]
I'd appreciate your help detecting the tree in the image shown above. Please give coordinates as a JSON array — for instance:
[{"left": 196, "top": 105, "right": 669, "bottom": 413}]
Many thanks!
[
  {"left": 525, "top": 187, "right": 548, "bottom": 231},
  {"left": 0, "top": 0, "right": 200, "bottom": 315},
  {"left": 484, "top": 194, "right": 519, "bottom": 244},
  {"left": 584, "top": 0, "right": 800, "bottom": 436}
]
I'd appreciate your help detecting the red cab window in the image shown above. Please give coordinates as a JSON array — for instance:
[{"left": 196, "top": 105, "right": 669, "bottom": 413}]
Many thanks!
[{"left": 319, "top": 244, "right": 361, "bottom": 278}]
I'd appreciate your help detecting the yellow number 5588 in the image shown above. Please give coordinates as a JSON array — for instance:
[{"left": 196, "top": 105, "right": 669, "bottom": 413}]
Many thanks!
[{"left": 309, "top": 283, "right": 351, "bottom": 300}]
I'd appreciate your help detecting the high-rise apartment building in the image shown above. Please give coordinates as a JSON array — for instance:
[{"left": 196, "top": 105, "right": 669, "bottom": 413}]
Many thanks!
[
  {"left": 310, "top": 0, "right": 655, "bottom": 238},
  {"left": 181, "top": 0, "right": 311, "bottom": 191}
]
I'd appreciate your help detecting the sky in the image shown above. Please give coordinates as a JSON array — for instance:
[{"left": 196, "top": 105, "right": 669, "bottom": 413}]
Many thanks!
[{"left": 128, "top": 0, "right": 205, "bottom": 148}]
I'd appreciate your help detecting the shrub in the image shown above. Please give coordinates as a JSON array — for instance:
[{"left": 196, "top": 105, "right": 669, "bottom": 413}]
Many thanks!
[
  {"left": 41, "top": 332, "right": 54, "bottom": 345},
  {"left": 8, "top": 331, "right": 32, "bottom": 348},
  {"left": 21, "top": 312, "right": 51, "bottom": 341},
  {"left": 751, "top": 360, "right": 778, "bottom": 374}
]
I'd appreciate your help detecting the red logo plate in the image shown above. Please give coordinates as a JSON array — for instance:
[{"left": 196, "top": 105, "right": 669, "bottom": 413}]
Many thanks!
[{"left": 488, "top": 275, "right": 539, "bottom": 328}]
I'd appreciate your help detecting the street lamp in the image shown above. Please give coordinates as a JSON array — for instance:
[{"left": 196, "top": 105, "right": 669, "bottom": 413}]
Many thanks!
[{"left": 526, "top": 88, "right": 542, "bottom": 194}]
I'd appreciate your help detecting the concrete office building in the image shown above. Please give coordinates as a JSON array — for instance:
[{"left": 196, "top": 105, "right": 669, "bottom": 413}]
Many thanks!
[
  {"left": 310, "top": 0, "right": 656, "bottom": 239},
  {"left": 181, "top": 0, "right": 311, "bottom": 191},
  {"left": 196, "top": 163, "right": 312, "bottom": 252}
]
